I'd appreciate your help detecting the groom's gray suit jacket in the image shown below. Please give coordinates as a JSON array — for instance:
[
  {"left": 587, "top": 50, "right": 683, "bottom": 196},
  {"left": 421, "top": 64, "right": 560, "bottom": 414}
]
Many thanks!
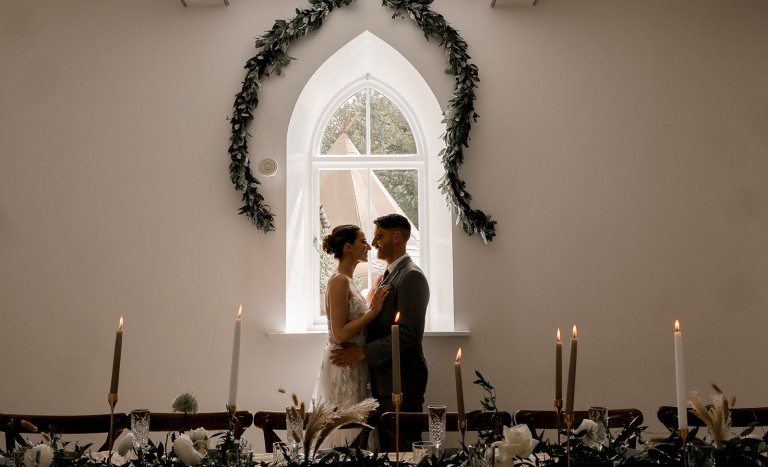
[{"left": 364, "top": 256, "right": 430, "bottom": 406}]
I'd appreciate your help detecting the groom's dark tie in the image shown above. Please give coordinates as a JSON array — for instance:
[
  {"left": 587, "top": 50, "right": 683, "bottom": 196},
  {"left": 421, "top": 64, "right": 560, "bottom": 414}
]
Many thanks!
[{"left": 381, "top": 269, "right": 390, "bottom": 283}]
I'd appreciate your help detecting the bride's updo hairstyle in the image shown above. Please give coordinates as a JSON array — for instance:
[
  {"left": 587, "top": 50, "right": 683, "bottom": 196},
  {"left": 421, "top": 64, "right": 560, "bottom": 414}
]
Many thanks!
[{"left": 322, "top": 224, "right": 361, "bottom": 259}]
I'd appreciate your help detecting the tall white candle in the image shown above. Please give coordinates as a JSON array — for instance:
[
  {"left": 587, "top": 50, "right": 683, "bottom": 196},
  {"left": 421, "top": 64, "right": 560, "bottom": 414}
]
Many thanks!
[
  {"left": 674, "top": 320, "right": 688, "bottom": 430},
  {"left": 455, "top": 347, "right": 465, "bottom": 423},
  {"left": 556, "top": 328, "right": 562, "bottom": 402},
  {"left": 109, "top": 316, "right": 124, "bottom": 394},
  {"left": 565, "top": 325, "right": 578, "bottom": 415},
  {"left": 228, "top": 305, "right": 242, "bottom": 409},
  {"left": 392, "top": 312, "right": 401, "bottom": 394}
]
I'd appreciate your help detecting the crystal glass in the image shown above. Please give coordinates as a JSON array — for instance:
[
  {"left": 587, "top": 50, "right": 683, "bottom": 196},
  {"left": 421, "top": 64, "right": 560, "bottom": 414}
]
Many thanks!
[
  {"left": 468, "top": 443, "right": 495, "bottom": 467},
  {"left": 227, "top": 445, "right": 253, "bottom": 467},
  {"left": 285, "top": 406, "right": 304, "bottom": 459},
  {"left": 411, "top": 441, "right": 435, "bottom": 464},
  {"left": 428, "top": 405, "right": 446, "bottom": 451},
  {"left": 588, "top": 406, "right": 608, "bottom": 447},
  {"left": 130, "top": 409, "right": 150, "bottom": 448}
]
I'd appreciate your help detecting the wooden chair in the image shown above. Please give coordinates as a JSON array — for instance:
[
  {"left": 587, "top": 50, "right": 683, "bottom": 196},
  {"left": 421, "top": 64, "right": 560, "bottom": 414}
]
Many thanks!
[
  {"left": 146, "top": 411, "right": 253, "bottom": 440},
  {"left": 514, "top": 408, "right": 644, "bottom": 447},
  {"left": 657, "top": 405, "right": 768, "bottom": 431},
  {"left": 2, "top": 413, "right": 129, "bottom": 452},
  {"left": 379, "top": 410, "right": 513, "bottom": 440},
  {"left": 253, "top": 410, "right": 379, "bottom": 453}
]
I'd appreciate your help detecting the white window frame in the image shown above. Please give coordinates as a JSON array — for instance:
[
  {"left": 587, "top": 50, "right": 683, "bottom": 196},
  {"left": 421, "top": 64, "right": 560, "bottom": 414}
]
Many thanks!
[{"left": 286, "top": 31, "right": 454, "bottom": 332}]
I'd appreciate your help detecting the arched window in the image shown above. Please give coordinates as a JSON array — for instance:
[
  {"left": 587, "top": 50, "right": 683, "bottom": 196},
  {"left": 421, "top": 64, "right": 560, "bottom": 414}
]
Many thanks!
[{"left": 286, "top": 31, "right": 454, "bottom": 332}]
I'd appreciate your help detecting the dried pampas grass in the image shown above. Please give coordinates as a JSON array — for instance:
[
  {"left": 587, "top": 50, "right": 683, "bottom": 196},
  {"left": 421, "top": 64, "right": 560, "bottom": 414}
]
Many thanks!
[
  {"left": 303, "top": 398, "right": 379, "bottom": 460},
  {"left": 688, "top": 384, "right": 734, "bottom": 448}
]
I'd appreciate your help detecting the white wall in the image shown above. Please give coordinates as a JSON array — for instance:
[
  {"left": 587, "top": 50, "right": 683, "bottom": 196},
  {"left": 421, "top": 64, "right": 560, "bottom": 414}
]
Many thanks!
[{"left": 1, "top": 0, "right": 767, "bottom": 450}]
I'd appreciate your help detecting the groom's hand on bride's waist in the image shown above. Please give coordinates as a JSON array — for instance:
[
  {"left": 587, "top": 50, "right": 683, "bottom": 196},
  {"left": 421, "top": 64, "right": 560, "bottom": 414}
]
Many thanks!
[{"left": 331, "top": 344, "right": 365, "bottom": 367}]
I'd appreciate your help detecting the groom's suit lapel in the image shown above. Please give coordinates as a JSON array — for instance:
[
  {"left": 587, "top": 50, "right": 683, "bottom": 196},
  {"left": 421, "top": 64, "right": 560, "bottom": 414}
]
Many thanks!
[{"left": 380, "top": 256, "right": 412, "bottom": 288}]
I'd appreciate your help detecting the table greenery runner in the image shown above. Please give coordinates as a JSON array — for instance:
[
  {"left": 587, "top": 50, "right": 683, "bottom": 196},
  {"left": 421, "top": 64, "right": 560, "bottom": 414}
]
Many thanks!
[
  {"left": 5, "top": 379, "right": 768, "bottom": 467},
  {"left": 227, "top": 0, "right": 497, "bottom": 243}
]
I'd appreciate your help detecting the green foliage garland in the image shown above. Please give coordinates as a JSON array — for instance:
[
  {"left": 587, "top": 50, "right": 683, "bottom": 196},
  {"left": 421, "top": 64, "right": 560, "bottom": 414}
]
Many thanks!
[{"left": 227, "top": 0, "right": 496, "bottom": 242}]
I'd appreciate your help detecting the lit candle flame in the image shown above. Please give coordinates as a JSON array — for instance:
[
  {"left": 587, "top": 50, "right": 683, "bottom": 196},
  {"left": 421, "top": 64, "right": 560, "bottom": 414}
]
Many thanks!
[
  {"left": 556, "top": 328, "right": 561, "bottom": 342},
  {"left": 237, "top": 304, "right": 243, "bottom": 319},
  {"left": 572, "top": 325, "right": 577, "bottom": 338},
  {"left": 118, "top": 316, "right": 124, "bottom": 330},
  {"left": 456, "top": 347, "right": 462, "bottom": 362},
  {"left": 675, "top": 320, "right": 680, "bottom": 332},
  {"left": 394, "top": 312, "right": 400, "bottom": 323}
]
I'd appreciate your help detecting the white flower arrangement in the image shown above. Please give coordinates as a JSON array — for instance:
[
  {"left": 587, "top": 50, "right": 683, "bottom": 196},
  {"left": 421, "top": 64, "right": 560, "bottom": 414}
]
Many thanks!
[{"left": 493, "top": 424, "right": 539, "bottom": 466}]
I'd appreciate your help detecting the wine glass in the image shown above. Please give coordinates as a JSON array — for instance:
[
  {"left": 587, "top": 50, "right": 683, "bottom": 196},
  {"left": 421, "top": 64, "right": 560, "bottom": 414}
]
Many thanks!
[{"left": 428, "top": 405, "right": 446, "bottom": 451}]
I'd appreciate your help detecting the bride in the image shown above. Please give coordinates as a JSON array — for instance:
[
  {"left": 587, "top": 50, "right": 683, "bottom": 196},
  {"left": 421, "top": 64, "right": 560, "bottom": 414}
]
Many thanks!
[{"left": 311, "top": 224, "right": 391, "bottom": 446}]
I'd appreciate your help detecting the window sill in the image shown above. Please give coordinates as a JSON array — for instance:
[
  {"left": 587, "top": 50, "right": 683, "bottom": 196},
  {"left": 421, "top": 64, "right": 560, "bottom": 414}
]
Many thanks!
[{"left": 267, "top": 330, "right": 470, "bottom": 337}]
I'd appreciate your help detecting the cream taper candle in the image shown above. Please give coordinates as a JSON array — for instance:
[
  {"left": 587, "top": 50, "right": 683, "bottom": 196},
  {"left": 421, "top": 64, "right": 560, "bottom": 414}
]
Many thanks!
[
  {"left": 392, "top": 312, "right": 401, "bottom": 394},
  {"left": 228, "top": 305, "right": 242, "bottom": 408},
  {"left": 455, "top": 347, "right": 465, "bottom": 423},
  {"left": 109, "top": 316, "right": 124, "bottom": 394},
  {"left": 674, "top": 320, "right": 688, "bottom": 430},
  {"left": 565, "top": 325, "right": 578, "bottom": 415},
  {"left": 556, "top": 328, "right": 563, "bottom": 402}
]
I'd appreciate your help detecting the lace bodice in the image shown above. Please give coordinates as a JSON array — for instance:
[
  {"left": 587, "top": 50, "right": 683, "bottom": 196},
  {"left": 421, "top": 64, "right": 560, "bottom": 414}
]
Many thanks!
[{"left": 326, "top": 276, "right": 367, "bottom": 345}]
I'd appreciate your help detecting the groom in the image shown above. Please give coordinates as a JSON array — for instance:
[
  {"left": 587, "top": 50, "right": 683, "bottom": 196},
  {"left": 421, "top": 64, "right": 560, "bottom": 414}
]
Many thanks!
[{"left": 331, "top": 213, "right": 430, "bottom": 451}]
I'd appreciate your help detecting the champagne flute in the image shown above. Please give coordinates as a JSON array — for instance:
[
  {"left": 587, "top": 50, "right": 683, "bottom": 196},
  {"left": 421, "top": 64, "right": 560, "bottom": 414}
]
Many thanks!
[{"left": 428, "top": 405, "right": 446, "bottom": 451}]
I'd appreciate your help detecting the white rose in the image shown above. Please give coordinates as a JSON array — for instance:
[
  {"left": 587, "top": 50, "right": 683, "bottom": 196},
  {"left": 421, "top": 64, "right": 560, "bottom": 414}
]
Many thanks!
[
  {"left": 23, "top": 444, "right": 53, "bottom": 467},
  {"left": 575, "top": 419, "right": 601, "bottom": 448},
  {"left": 493, "top": 424, "right": 538, "bottom": 466},
  {"left": 188, "top": 427, "right": 210, "bottom": 455},
  {"left": 173, "top": 434, "right": 204, "bottom": 466},
  {"left": 116, "top": 432, "right": 136, "bottom": 457}
]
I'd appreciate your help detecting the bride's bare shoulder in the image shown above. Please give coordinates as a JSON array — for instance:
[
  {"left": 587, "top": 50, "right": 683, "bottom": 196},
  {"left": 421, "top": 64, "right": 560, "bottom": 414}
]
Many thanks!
[{"left": 327, "top": 273, "right": 350, "bottom": 289}]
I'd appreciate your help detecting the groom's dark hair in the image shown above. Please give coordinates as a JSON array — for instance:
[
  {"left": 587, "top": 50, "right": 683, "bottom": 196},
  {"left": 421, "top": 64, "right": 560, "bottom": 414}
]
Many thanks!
[{"left": 374, "top": 213, "right": 411, "bottom": 242}]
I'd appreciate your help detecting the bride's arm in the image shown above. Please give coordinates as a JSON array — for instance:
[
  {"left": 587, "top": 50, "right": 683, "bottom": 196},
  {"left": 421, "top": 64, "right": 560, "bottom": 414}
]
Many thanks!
[{"left": 329, "top": 276, "right": 390, "bottom": 344}]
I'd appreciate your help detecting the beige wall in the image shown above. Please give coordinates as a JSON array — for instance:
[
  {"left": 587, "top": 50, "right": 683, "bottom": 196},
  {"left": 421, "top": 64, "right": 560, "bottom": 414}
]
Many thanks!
[{"left": 1, "top": 0, "right": 767, "bottom": 449}]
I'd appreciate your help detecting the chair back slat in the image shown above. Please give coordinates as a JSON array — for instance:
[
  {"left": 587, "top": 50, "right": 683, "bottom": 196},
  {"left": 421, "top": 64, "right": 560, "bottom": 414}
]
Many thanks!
[
  {"left": 657, "top": 405, "right": 768, "bottom": 431},
  {"left": 514, "top": 408, "right": 644, "bottom": 447},
  {"left": 147, "top": 411, "right": 252, "bottom": 440},
  {"left": 2, "top": 413, "right": 129, "bottom": 452},
  {"left": 379, "top": 411, "right": 512, "bottom": 437}
]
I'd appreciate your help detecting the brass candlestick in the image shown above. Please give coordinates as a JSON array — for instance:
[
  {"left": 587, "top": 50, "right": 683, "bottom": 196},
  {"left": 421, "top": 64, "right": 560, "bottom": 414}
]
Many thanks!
[
  {"left": 565, "top": 412, "right": 573, "bottom": 467},
  {"left": 108, "top": 392, "right": 118, "bottom": 460},
  {"left": 554, "top": 399, "right": 563, "bottom": 445},
  {"left": 679, "top": 428, "right": 688, "bottom": 467},
  {"left": 458, "top": 419, "right": 467, "bottom": 446},
  {"left": 392, "top": 393, "right": 402, "bottom": 467}
]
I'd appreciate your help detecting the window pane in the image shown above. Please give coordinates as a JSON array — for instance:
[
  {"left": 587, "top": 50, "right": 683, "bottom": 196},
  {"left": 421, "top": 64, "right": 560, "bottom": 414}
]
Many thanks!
[
  {"left": 318, "top": 169, "right": 373, "bottom": 316},
  {"left": 370, "top": 89, "right": 416, "bottom": 155},
  {"left": 318, "top": 168, "right": 421, "bottom": 315},
  {"left": 372, "top": 169, "right": 420, "bottom": 230},
  {"left": 320, "top": 90, "right": 367, "bottom": 155}
]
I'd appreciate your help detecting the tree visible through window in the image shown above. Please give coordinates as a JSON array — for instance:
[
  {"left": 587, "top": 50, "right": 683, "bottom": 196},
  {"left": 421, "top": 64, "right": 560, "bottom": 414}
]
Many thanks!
[{"left": 315, "top": 87, "right": 422, "bottom": 317}]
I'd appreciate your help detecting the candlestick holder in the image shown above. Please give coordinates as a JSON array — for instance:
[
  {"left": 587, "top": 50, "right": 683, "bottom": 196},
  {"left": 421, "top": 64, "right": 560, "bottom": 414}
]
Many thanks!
[
  {"left": 678, "top": 428, "right": 688, "bottom": 467},
  {"left": 554, "top": 399, "right": 563, "bottom": 445},
  {"left": 392, "top": 393, "right": 402, "bottom": 467},
  {"left": 458, "top": 418, "right": 467, "bottom": 446},
  {"left": 107, "top": 392, "right": 118, "bottom": 461},
  {"left": 565, "top": 412, "right": 573, "bottom": 467}
]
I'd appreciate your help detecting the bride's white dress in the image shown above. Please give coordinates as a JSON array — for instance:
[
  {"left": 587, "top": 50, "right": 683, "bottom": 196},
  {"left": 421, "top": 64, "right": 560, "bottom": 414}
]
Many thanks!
[{"left": 310, "top": 276, "right": 371, "bottom": 447}]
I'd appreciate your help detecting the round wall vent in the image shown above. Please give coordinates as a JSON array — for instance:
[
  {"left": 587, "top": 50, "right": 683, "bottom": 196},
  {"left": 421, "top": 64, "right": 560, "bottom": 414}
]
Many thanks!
[{"left": 257, "top": 158, "right": 278, "bottom": 177}]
